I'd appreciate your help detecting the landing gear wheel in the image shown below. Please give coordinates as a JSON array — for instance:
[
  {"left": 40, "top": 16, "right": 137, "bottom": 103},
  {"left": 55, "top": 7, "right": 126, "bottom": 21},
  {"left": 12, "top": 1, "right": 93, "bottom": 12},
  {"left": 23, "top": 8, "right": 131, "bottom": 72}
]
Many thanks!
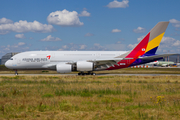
[
  {"left": 90, "top": 73, "right": 96, "bottom": 75},
  {"left": 78, "top": 72, "right": 96, "bottom": 76},
  {"left": 78, "top": 72, "right": 84, "bottom": 76},
  {"left": 92, "top": 73, "right": 96, "bottom": 75},
  {"left": 88, "top": 71, "right": 96, "bottom": 75},
  {"left": 15, "top": 70, "right": 18, "bottom": 75}
]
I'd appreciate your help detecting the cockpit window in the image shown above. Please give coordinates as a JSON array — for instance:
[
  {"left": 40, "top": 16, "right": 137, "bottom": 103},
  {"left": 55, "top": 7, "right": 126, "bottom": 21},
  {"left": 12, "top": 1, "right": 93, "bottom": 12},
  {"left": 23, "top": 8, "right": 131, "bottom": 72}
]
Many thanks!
[{"left": 10, "top": 58, "right": 13, "bottom": 60}]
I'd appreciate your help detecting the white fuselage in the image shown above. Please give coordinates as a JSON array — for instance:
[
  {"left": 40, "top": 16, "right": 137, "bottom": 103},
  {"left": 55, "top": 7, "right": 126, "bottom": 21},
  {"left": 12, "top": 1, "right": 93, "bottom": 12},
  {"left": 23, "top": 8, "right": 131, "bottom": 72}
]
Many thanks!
[{"left": 5, "top": 51, "right": 127, "bottom": 70}]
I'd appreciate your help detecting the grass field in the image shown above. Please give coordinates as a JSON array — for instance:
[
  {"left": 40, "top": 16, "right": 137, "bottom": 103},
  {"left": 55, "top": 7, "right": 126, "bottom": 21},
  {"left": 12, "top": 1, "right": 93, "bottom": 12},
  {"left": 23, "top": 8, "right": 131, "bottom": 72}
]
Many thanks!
[{"left": 0, "top": 75, "right": 180, "bottom": 119}]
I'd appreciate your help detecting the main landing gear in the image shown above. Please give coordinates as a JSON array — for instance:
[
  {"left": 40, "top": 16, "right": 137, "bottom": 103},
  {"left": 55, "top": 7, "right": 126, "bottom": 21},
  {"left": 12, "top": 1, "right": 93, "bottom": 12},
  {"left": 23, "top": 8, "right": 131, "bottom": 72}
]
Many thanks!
[
  {"left": 78, "top": 72, "right": 96, "bottom": 76},
  {"left": 15, "top": 70, "right": 18, "bottom": 75}
]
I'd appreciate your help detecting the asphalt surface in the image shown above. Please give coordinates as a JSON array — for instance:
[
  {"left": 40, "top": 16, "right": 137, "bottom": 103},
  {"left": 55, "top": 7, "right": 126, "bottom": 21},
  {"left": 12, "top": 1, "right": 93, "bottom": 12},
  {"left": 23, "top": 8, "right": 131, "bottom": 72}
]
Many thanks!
[{"left": 0, "top": 74, "right": 180, "bottom": 76}]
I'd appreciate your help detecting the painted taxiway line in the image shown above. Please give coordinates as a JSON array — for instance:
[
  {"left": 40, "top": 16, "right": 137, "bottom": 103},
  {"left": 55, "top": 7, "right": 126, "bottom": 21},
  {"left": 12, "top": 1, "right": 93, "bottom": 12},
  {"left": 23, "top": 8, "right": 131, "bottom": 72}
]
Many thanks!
[{"left": 0, "top": 74, "right": 180, "bottom": 76}]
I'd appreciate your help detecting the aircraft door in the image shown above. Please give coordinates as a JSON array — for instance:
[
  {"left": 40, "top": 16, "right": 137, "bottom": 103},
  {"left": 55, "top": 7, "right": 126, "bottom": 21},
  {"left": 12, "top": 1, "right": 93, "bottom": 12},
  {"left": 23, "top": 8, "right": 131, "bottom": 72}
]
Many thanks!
[
  {"left": 96, "top": 53, "right": 101, "bottom": 58},
  {"left": 17, "top": 59, "right": 21, "bottom": 64},
  {"left": 51, "top": 53, "right": 55, "bottom": 59},
  {"left": 12, "top": 58, "right": 17, "bottom": 66},
  {"left": 127, "top": 59, "right": 130, "bottom": 65}
]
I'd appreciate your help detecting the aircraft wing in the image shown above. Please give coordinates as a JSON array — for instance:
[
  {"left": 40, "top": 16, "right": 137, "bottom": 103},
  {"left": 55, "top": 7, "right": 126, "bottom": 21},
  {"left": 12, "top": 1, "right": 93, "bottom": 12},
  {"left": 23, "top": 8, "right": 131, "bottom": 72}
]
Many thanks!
[
  {"left": 42, "top": 58, "right": 133, "bottom": 69},
  {"left": 66, "top": 58, "right": 134, "bottom": 66},
  {"left": 87, "top": 58, "right": 133, "bottom": 66},
  {"left": 139, "top": 54, "right": 177, "bottom": 60}
]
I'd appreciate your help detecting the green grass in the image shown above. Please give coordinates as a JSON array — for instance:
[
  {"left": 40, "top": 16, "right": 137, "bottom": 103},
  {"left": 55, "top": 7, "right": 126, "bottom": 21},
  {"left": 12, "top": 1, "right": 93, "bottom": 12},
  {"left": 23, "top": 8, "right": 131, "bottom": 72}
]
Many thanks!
[
  {"left": 0, "top": 75, "right": 180, "bottom": 119},
  {"left": 1, "top": 64, "right": 180, "bottom": 74}
]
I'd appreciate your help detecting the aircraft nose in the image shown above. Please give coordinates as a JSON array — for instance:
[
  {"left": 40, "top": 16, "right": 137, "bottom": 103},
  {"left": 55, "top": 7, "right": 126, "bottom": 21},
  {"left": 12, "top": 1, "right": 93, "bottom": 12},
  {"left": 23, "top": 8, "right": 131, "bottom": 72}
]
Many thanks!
[{"left": 5, "top": 60, "right": 12, "bottom": 69}]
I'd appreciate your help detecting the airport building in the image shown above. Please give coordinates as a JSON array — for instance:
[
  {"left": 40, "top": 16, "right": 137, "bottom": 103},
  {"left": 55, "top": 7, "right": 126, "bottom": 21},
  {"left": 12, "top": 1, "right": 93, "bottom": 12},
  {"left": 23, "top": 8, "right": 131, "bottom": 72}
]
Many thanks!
[
  {"left": 166, "top": 54, "right": 180, "bottom": 63},
  {"left": 1, "top": 53, "right": 19, "bottom": 65}
]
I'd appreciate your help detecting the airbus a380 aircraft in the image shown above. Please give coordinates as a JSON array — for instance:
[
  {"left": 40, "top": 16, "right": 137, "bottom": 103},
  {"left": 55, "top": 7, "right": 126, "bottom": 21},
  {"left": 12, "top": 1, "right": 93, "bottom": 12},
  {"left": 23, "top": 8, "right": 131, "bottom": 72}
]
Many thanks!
[{"left": 5, "top": 21, "right": 175, "bottom": 75}]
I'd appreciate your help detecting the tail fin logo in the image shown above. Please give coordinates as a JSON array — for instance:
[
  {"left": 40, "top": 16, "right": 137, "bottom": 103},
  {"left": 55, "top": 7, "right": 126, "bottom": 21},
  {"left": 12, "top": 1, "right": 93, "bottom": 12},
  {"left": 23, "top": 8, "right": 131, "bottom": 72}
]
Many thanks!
[{"left": 142, "top": 48, "right": 146, "bottom": 51}]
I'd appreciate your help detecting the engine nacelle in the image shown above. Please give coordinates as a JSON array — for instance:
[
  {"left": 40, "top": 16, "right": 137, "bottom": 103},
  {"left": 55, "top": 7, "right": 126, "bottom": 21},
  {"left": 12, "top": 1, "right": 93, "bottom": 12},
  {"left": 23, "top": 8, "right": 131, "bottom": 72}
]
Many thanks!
[
  {"left": 56, "top": 63, "right": 72, "bottom": 73},
  {"left": 77, "top": 61, "right": 94, "bottom": 72}
]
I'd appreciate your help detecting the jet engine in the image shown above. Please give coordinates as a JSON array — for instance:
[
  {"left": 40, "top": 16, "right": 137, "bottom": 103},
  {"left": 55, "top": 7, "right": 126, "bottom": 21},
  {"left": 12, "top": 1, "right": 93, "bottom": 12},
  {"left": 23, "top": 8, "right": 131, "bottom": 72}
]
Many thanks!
[
  {"left": 77, "top": 61, "right": 94, "bottom": 71},
  {"left": 56, "top": 63, "right": 72, "bottom": 73}
]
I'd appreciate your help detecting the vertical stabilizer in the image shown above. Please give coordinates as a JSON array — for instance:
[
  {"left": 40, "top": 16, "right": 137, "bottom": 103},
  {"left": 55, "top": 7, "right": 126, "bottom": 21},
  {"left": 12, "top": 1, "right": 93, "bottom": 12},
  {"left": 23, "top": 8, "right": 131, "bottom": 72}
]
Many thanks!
[
  {"left": 144, "top": 22, "right": 169, "bottom": 55},
  {"left": 116, "top": 21, "right": 169, "bottom": 58}
]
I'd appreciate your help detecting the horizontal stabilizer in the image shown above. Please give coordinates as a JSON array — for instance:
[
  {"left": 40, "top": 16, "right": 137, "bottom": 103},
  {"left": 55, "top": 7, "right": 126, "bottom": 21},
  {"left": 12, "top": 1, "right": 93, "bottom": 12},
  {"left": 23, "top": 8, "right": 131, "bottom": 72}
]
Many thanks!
[{"left": 139, "top": 54, "right": 177, "bottom": 60}]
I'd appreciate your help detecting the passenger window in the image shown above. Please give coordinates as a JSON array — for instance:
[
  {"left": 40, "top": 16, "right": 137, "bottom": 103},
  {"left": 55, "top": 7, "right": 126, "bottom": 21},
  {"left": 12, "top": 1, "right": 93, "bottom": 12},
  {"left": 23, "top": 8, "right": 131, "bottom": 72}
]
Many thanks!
[{"left": 10, "top": 58, "right": 13, "bottom": 60}]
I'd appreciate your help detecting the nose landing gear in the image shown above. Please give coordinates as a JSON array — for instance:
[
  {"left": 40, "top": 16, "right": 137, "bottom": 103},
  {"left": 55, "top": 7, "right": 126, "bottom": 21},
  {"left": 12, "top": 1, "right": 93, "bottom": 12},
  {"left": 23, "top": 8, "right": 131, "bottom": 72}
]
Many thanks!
[{"left": 15, "top": 70, "right": 18, "bottom": 75}]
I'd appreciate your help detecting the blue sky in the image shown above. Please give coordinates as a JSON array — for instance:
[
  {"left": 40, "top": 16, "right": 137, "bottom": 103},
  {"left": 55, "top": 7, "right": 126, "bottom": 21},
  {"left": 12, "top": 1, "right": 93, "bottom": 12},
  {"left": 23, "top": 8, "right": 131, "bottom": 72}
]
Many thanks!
[{"left": 0, "top": 0, "right": 180, "bottom": 57}]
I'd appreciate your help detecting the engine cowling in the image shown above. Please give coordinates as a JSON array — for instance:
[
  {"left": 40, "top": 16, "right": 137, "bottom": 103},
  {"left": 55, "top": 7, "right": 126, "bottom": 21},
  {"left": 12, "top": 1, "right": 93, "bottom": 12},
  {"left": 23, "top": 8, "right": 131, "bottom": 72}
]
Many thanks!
[
  {"left": 77, "top": 61, "right": 94, "bottom": 72},
  {"left": 56, "top": 63, "right": 72, "bottom": 73}
]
